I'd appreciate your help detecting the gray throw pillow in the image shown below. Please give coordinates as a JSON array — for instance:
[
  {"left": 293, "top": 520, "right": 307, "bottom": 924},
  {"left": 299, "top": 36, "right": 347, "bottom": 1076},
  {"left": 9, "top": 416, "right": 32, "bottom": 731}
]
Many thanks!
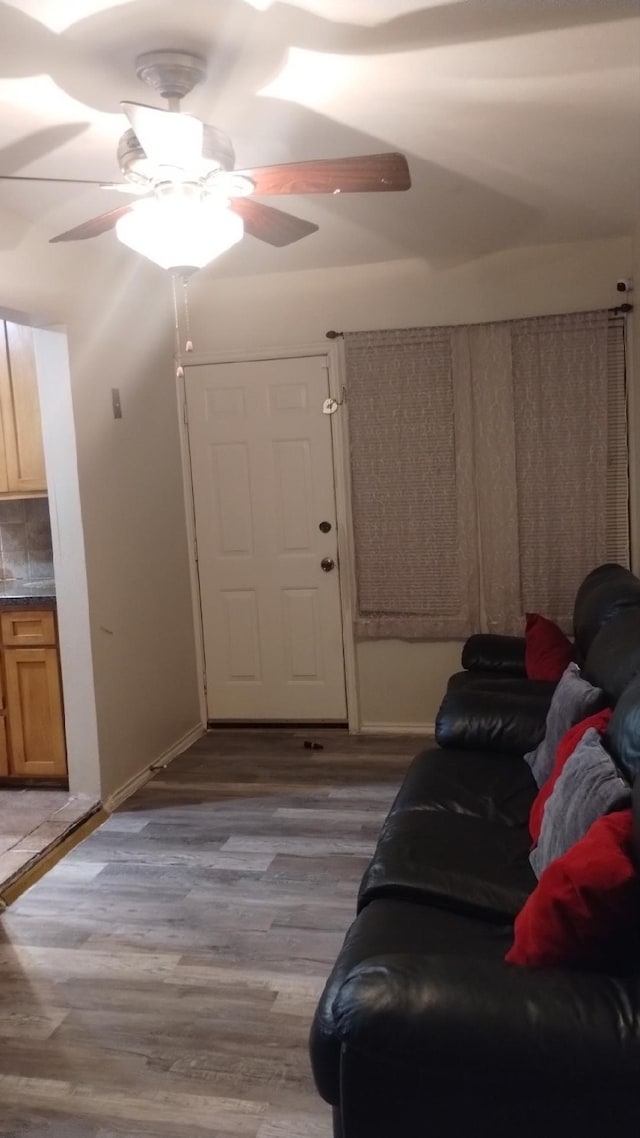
[
  {"left": 524, "top": 662, "right": 605, "bottom": 789},
  {"left": 530, "top": 728, "right": 631, "bottom": 878}
]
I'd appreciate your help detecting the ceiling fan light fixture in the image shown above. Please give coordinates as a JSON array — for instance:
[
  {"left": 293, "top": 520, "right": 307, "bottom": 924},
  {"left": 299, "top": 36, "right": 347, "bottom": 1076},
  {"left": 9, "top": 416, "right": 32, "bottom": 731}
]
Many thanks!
[
  {"left": 115, "top": 192, "right": 244, "bottom": 272},
  {"left": 28, "top": 49, "right": 410, "bottom": 256}
]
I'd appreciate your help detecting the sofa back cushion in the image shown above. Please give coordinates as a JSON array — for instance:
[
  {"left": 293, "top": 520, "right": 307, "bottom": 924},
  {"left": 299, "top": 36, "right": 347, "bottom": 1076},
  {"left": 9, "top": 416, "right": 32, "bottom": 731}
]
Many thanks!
[
  {"left": 605, "top": 674, "right": 640, "bottom": 780},
  {"left": 602, "top": 679, "right": 640, "bottom": 872},
  {"left": 573, "top": 563, "right": 640, "bottom": 663},
  {"left": 435, "top": 687, "right": 549, "bottom": 756},
  {"left": 461, "top": 634, "right": 526, "bottom": 676},
  {"left": 584, "top": 608, "right": 640, "bottom": 704}
]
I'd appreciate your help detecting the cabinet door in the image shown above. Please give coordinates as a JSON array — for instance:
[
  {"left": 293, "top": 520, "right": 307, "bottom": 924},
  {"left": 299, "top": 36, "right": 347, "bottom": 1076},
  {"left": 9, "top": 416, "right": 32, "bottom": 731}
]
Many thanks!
[
  {"left": 4, "top": 647, "right": 67, "bottom": 779},
  {"left": 0, "top": 322, "right": 47, "bottom": 494},
  {"left": 0, "top": 662, "right": 8, "bottom": 777},
  {"left": 1, "top": 609, "right": 56, "bottom": 647}
]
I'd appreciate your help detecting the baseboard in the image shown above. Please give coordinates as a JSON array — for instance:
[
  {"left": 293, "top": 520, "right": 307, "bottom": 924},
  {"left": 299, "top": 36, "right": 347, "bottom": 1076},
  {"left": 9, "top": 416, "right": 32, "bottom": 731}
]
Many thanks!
[
  {"left": 359, "top": 721, "right": 435, "bottom": 735},
  {"left": 103, "top": 722, "right": 204, "bottom": 813}
]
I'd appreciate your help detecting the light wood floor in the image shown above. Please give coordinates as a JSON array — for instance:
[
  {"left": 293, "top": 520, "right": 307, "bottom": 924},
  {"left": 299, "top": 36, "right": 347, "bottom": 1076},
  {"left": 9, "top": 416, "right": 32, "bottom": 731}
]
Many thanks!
[{"left": 0, "top": 728, "right": 425, "bottom": 1137}]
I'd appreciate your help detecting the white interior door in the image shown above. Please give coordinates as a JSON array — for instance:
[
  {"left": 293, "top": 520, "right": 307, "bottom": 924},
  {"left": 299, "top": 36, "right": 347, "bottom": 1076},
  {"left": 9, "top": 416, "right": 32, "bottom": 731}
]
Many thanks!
[{"left": 186, "top": 356, "right": 347, "bottom": 722}]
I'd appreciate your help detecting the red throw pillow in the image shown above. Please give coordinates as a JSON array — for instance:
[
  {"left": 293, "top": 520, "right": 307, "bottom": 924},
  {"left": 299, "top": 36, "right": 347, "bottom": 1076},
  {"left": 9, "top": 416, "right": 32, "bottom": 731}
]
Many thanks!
[
  {"left": 524, "top": 613, "right": 574, "bottom": 682},
  {"left": 528, "top": 707, "right": 613, "bottom": 843},
  {"left": 506, "top": 809, "right": 640, "bottom": 970}
]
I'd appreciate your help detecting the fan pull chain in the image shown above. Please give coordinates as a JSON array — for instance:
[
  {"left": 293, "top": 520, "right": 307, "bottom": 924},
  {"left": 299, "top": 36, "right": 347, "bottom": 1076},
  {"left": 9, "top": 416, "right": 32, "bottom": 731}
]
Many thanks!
[
  {"left": 172, "top": 272, "right": 194, "bottom": 380},
  {"left": 182, "top": 275, "right": 194, "bottom": 353},
  {"left": 171, "top": 273, "right": 184, "bottom": 379}
]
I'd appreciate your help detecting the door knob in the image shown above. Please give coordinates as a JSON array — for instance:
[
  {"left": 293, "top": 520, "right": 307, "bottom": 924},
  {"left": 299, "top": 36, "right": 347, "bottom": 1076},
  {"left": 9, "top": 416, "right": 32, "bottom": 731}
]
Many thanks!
[{"left": 321, "top": 557, "right": 335, "bottom": 572}]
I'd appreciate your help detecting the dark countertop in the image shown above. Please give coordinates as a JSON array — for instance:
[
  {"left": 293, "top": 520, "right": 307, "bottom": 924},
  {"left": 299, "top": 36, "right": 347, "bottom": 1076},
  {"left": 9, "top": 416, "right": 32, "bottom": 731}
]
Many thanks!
[{"left": 0, "top": 581, "right": 56, "bottom": 607}]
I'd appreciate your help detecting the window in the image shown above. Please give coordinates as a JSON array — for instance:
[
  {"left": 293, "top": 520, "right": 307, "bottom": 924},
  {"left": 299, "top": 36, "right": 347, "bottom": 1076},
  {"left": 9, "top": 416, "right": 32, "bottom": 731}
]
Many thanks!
[{"left": 345, "top": 311, "right": 628, "bottom": 639}]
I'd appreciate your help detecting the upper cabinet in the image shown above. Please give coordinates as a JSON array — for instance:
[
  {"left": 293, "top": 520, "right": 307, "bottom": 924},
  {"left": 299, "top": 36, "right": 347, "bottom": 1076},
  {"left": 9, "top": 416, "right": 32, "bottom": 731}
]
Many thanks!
[{"left": 0, "top": 321, "right": 47, "bottom": 496}]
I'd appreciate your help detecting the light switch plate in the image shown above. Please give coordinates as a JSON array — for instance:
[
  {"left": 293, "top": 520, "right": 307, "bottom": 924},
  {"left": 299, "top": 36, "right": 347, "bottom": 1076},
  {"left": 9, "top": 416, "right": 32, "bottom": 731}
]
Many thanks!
[{"left": 111, "top": 388, "right": 123, "bottom": 419}]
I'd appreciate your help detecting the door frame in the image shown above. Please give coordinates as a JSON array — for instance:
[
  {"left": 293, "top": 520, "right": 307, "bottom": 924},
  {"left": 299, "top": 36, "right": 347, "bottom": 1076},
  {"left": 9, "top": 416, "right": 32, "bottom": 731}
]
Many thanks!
[{"left": 175, "top": 341, "right": 360, "bottom": 731}]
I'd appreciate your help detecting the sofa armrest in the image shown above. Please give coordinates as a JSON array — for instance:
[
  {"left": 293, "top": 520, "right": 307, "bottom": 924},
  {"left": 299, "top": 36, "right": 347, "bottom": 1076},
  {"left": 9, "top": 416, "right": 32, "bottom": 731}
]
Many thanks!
[
  {"left": 462, "top": 633, "right": 526, "bottom": 676},
  {"left": 435, "top": 687, "right": 548, "bottom": 754},
  {"left": 333, "top": 954, "right": 640, "bottom": 1082}
]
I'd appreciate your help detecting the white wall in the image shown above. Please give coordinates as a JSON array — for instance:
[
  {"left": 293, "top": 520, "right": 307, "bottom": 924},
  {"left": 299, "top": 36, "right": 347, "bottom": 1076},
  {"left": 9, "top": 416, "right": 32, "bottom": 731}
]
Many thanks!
[
  {"left": 66, "top": 251, "right": 202, "bottom": 801},
  {"left": 189, "top": 236, "right": 631, "bottom": 348},
  {"left": 188, "top": 235, "right": 634, "bottom": 728},
  {"left": 0, "top": 233, "right": 202, "bottom": 802},
  {"left": 33, "top": 328, "right": 101, "bottom": 800}
]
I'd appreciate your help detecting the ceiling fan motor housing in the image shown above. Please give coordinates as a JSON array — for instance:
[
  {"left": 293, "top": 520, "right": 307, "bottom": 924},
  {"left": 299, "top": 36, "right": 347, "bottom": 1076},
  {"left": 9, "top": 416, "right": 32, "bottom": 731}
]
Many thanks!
[
  {"left": 118, "top": 50, "right": 236, "bottom": 185},
  {"left": 135, "top": 50, "right": 207, "bottom": 101},
  {"left": 117, "top": 125, "right": 236, "bottom": 185}
]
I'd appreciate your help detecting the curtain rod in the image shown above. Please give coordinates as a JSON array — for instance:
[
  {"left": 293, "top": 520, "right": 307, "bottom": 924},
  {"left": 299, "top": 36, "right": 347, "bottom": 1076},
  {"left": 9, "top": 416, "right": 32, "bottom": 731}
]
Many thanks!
[{"left": 327, "top": 307, "right": 633, "bottom": 339}]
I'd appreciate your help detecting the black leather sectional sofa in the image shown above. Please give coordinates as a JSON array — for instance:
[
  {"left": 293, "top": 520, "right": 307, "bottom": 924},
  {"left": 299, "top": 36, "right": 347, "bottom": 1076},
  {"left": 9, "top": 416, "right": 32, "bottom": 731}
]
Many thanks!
[{"left": 310, "top": 564, "right": 640, "bottom": 1138}]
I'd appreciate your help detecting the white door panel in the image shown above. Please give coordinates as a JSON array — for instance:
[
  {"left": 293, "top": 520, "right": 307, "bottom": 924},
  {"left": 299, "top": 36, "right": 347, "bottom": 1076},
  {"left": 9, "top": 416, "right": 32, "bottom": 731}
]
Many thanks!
[{"left": 186, "top": 356, "right": 347, "bottom": 721}]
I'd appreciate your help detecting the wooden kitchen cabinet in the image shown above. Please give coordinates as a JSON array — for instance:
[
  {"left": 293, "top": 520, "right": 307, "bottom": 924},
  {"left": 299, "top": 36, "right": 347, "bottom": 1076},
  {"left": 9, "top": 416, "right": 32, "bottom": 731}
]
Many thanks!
[
  {"left": 0, "top": 663, "right": 9, "bottom": 778},
  {"left": 0, "top": 321, "right": 47, "bottom": 495},
  {"left": 0, "top": 609, "right": 67, "bottom": 782}
]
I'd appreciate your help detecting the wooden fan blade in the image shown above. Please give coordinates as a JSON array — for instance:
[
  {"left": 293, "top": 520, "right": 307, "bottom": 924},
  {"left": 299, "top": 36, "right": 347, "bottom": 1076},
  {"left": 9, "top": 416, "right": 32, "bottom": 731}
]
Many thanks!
[
  {"left": 0, "top": 175, "right": 108, "bottom": 185},
  {"left": 50, "top": 204, "right": 134, "bottom": 243},
  {"left": 235, "top": 153, "right": 411, "bottom": 196},
  {"left": 230, "top": 199, "right": 318, "bottom": 247}
]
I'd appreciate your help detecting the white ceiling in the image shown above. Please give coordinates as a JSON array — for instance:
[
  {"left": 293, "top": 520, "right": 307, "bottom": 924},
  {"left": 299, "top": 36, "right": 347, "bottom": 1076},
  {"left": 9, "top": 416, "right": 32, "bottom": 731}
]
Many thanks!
[{"left": 0, "top": 0, "right": 638, "bottom": 280}]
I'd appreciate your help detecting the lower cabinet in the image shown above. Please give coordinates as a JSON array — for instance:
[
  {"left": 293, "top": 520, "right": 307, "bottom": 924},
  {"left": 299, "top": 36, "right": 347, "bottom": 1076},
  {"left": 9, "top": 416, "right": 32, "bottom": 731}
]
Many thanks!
[{"left": 0, "top": 609, "right": 67, "bottom": 782}]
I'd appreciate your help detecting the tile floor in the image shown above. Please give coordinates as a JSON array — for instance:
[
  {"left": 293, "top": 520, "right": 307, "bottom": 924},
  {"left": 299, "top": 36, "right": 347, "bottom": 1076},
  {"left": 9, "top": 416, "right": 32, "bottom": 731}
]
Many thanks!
[{"left": 0, "top": 789, "right": 98, "bottom": 896}]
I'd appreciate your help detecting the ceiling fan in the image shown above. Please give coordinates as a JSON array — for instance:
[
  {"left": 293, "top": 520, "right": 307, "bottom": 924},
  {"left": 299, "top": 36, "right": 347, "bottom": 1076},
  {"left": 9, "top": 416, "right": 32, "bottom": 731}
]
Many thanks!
[{"left": 0, "top": 50, "right": 411, "bottom": 273}]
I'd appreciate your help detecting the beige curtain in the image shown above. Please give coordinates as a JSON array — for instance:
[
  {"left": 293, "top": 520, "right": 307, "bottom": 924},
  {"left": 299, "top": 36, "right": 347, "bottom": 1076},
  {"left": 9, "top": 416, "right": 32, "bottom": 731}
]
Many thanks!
[
  {"left": 462, "top": 322, "right": 522, "bottom": 635},
  {"left": 472, "top": 311, "right": 621, "bottom": 633},
  {"left": 345, "top": 311, "right": 628, "bottom": 640},
  {"left": 605, "top": 319, "right": 630, "bottom": 568},
  {"left": 345, "top": 327, "right": 480, "bottom": 639},
  {"left": 509, "top": 312, "right": 610, "bottom": 631}
]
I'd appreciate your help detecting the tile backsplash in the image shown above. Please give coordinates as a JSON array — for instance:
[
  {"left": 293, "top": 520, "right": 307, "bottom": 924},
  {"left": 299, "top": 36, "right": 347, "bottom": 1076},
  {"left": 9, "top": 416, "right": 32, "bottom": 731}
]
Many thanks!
[{"left": 0, "top": 499, "right": 53, "bottom": 581}]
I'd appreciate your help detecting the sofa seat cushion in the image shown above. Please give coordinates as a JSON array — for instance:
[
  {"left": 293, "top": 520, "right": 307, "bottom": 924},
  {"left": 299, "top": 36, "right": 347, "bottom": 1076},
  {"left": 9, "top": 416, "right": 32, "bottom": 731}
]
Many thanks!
[
  {"left": 389, "top": 747, "right": 537, "bottom": 829},
  {"left": 358, "top": 811, "right": 535, "bottom": 921},
  {"left": 310, "top": 897, "right": 511, "bottom": 1106}
]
